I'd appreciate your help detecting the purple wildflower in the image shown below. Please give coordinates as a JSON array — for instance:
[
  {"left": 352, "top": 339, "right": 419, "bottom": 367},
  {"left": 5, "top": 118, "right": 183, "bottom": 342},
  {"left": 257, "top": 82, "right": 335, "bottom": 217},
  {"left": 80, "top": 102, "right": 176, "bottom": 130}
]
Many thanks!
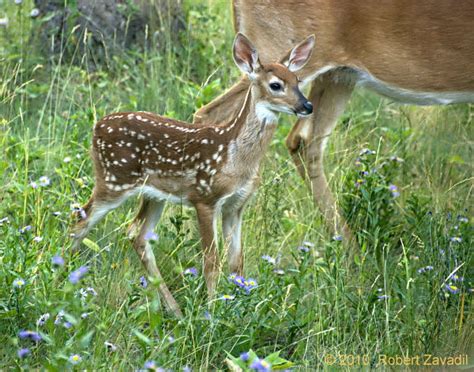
[
  {"left": 19, "top": 225, "right": 32, "bottom": 234},
  {"left": 30, "top": 181, "right": 38, "bottom": 189},
  {"left": 354, "top": 178, "right": 366, "bottom": 188},
  {"left": 298, "top": 241, "right": 314, "bottom": 252},
  {"left": 39, "top": 176, "right": 51, "bottom": 187},
  {"left": 389, "top": 184, "right": 400, "bottom": 198},
  {"left": 144, "top": 360, "right": 157, "bottom": 370},
  {"left": 377, "top": 294, "right": 389, "bottom": 301},
  {"left": 183, "top": 267, "right": 198, "bottom": 276},
  {"left": 360, "top": 148, "right": 376, "bottom": 156},
  {"left": 17, "top": 348, "right": 30, "bottom": 358},
  {"left": 183, "top": 366, "right": 192, "bottom": 372},
  {"left": 52, "top": 255, "right": 65, "bottom": 266},
  {"left": 250, "top": 358, "right": 271, "bottom": 372},
  {"left": 448, "top": 273, "right": 464, "bottom": 282},
  {"left": 79, "top": 287, "right": 97, "bottom": 301},
  {"left": 69, "top": 354, "right": 82, "bottom": 364},
  {"left": 233, "top": 275, "right": 246, "bottom": 288},
  {"left": 203, "top": 311, "right": 211, "bottom": 320},
  {"left": 261, "top": 255, "right": 276, "bottom": 265},
  {"left": 457, "top": 216, "right": 468, "bottom": 223},
  {"left": 240, "top": 352, "right": 250, "bottom": 361},
  {"left": 417, "top": 265, "right": 434, "bottom": 274},
  {"left": 18, "top": 330, "right": 42, "bottom": 342},
  {"left": 13, "top": 278, "right": 26, "bottom": 288},
  {"left": 444, "top": 284, "right": 460, "bottom": 294},
  {"left": 450, "top": 237, "right": 462, "bottom": 243},
  {"left": 36, "top": 313, "right": 50, "bottom": 326},
  {"left": 140, "top": 276, "right": 148, "bottom": 288},
  {"left": 144, "top": 231, "right": 158, "bottom": 241},
  {"left": 63, "top": 321, "right": 73, "bottom": 329},
  {"left": 81, "top": 312, "right": 90, "bottom": 319},
  {"left": 69, "top": 266, "right": 88, "bottom": 284},
  {"left": 332, "top": 235, "right": 343, "bottom": 241},
  {"left": 54, "top": 311, "right": 64, "bottom": 325},
  {"left": 244, "top": 278, "right": 258, "bottom": 293}
]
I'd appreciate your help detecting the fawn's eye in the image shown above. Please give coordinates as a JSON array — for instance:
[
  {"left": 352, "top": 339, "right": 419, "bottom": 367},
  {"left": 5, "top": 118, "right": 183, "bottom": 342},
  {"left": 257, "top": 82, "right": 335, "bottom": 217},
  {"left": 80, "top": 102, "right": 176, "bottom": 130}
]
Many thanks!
[{"left": 269, "top": 82, "right": 282, "bottom": 91}]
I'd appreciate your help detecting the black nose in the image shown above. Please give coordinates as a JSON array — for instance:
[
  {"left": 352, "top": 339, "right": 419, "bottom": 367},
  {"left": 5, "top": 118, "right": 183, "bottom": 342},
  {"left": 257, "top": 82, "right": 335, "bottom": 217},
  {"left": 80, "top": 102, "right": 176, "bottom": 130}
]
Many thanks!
[{"left": 303, "top": 101, "right": 313, "bottom": 114}]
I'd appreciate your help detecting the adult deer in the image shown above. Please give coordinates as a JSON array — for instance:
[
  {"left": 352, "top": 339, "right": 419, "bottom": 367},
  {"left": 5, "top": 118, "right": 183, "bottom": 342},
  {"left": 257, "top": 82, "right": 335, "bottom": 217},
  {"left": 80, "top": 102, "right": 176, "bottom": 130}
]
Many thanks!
[
  {"left": 194, "top": 0, "right": 474, "bottom": 241},
  {"left": 72, "top": 33, "right": 314, "bottom": 317}
]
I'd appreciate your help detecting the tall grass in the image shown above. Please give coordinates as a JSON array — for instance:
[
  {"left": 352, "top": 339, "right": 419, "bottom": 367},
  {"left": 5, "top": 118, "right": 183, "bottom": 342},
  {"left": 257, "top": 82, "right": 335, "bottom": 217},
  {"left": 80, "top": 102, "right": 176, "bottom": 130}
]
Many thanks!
[{"left": 0, "top": 0, "right": 472, "bottom": 370}]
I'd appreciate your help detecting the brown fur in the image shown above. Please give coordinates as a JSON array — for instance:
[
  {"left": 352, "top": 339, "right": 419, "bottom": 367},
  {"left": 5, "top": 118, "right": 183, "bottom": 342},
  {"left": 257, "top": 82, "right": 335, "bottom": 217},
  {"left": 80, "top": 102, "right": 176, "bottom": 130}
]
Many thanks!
[{"left": 195, "top": 0, "right": 474, "bottom": 243}]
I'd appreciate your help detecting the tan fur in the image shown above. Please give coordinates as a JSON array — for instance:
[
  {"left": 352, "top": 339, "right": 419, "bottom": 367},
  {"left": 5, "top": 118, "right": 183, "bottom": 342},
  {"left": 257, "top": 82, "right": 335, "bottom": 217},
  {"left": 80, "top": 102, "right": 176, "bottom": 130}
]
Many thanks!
[{"left": 195, "top": 0, "right": 474, "bottom": 242}]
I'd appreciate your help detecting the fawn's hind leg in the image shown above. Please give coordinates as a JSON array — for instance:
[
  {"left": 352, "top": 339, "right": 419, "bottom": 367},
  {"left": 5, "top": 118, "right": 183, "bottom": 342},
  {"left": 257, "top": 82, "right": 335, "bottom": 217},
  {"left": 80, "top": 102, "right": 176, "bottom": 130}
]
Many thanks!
[
  {"left": 131, "top": 198, "right": 183, "bottom": 318},
  {"left": 72, "top": 192, "right": 129, "bottom": 251}
]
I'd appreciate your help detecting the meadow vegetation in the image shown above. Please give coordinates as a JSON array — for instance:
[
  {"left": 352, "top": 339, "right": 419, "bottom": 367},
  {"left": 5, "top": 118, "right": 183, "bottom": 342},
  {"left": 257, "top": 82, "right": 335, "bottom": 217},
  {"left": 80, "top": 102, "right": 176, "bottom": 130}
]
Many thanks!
[{"left": 0, "top": 0, "right": 472, "bottom": 370}]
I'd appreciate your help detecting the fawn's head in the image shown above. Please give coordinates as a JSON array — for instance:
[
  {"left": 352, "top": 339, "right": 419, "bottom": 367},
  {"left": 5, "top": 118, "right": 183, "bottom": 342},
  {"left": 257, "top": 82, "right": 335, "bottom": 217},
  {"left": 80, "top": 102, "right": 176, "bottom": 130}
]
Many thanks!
[{"left": 233, "top": 33, "right": 315, "bottom": 120}]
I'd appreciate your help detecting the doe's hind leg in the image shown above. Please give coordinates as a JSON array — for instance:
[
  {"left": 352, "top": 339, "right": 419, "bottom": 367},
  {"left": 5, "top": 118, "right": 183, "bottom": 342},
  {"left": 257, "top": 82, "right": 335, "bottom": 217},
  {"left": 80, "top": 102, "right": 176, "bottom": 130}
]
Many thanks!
[{"left": 131, "top": 198, "right": 183, "bottom": 318}]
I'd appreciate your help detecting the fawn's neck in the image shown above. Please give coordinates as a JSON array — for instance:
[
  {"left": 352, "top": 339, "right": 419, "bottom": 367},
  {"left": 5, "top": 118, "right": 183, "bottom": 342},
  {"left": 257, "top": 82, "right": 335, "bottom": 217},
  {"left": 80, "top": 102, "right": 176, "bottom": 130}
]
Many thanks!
[{"left": 223, "top": 86, "right": 278, "bottom": 170}]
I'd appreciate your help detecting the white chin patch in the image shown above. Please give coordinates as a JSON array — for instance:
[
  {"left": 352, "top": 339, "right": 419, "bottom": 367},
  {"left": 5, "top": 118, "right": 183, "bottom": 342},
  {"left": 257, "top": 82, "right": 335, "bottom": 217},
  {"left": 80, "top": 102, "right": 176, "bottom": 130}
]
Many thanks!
[{"left": 255, "top": 102, "right": 278, "bottom": 124}]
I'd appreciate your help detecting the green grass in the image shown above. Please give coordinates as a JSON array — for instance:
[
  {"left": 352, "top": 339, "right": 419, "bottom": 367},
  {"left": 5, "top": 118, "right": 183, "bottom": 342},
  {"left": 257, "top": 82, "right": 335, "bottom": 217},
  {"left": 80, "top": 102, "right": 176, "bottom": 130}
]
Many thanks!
[{"left": 1, "top": 1, "right": 473, "bottom": 370}]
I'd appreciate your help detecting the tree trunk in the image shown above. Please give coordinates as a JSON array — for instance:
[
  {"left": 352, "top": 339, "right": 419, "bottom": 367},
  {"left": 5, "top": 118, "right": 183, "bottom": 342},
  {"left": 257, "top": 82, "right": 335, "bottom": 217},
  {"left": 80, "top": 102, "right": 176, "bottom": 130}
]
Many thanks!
[{"left": 33, "top": 0, "right": 184, "bottom": 64}]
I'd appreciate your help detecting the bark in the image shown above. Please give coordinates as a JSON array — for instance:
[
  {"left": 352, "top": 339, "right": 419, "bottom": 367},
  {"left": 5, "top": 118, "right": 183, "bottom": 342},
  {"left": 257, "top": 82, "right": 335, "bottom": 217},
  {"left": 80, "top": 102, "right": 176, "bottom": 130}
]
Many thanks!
[{"left": 32, "top": 0, "right": 184, "bottom": 63}]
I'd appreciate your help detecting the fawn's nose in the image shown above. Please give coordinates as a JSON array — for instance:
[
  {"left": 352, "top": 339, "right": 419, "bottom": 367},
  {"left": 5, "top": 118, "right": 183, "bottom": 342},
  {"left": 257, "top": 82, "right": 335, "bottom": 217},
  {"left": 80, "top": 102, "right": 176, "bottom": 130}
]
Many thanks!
[
  {"left": 303, "top": 101, "right": 313, "bottom": 114},
  {"left": 296, "top": 100, "right": 313, "bottom": 116}
]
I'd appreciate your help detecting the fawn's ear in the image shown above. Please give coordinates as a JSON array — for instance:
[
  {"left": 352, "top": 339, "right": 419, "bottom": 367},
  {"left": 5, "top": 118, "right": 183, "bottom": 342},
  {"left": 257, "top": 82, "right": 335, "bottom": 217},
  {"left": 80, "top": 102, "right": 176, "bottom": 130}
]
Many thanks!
[
  {"left": 233, "top": 33, "right": 262, "bottom": 77},
  {"left": 282, "top": 34, "right": 315, "bottom": 72}
]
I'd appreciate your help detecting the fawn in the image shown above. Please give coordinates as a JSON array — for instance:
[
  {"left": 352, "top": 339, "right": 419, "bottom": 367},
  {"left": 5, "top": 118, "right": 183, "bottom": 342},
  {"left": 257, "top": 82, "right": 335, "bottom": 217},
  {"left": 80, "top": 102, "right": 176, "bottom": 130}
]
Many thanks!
[{"left": 72, "top": 33, "right": 315, "bottom": 317}]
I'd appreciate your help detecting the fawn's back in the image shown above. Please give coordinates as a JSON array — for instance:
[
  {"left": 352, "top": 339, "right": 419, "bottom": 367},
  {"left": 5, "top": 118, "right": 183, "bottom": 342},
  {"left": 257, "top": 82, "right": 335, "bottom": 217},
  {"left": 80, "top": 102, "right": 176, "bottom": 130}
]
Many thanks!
[{"left": 92, "top": 109, "right": 262, "bottom": 205}]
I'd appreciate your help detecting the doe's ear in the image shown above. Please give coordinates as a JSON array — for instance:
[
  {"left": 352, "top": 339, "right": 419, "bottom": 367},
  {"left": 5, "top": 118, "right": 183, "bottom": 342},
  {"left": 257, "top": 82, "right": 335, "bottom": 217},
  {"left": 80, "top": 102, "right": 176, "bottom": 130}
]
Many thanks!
[
  {"left": 282, "top": 34, "right": 315, "bottom": 72},
  {"left": 233, "top": 33, "right": 262, "bottom": 76}
]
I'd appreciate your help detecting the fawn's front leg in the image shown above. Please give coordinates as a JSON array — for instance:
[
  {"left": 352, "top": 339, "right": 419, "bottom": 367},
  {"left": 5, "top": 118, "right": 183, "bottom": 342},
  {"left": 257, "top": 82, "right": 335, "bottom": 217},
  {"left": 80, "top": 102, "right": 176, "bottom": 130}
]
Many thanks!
[
  {"left": 195, "top": 203, "right": 220, "bottom": 298},
  {"left": 222, "top": 206, "right": 244, "bottom": 275}
]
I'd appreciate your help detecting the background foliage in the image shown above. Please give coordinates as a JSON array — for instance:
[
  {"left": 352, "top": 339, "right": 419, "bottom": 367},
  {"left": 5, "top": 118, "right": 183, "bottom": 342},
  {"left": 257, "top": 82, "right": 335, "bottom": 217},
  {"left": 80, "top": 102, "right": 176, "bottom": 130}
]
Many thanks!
[{"left": 0, "top": 0, "right": 472, "bottom": 370}]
